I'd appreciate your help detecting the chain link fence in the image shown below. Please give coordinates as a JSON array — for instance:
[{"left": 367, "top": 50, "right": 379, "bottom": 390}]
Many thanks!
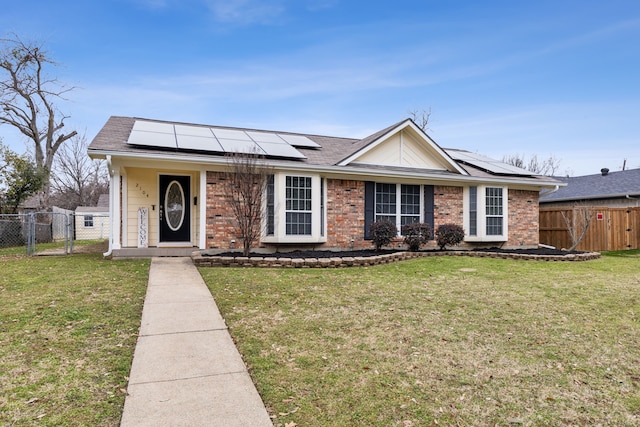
[
  {"left": 0, "top": 211, "right": 108, "bottom": 255},
  {"left": 0, "top": 214, "right": 28, "bottom": 249}
]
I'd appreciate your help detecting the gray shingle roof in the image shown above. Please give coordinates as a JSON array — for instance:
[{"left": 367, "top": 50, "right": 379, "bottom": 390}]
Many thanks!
[
  {"left": 540, "top": 168, "right": 640, "bottom": 203},
  {"left": 88, "top": 116, "right": 560, "bottom": 187},
  {"left": 97, "top": 194, "right": 109, "bottom": 207}
]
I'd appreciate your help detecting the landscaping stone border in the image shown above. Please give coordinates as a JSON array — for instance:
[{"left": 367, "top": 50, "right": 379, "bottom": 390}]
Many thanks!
[{"left": 192, "top": 250, "right": 601, "bottom": 268}]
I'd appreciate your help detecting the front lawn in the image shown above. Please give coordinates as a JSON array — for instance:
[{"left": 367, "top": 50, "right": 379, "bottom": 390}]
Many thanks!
[
  {"left": 200, "top": 253, "right": 640, "bottom": 426},
  {"left": 0, "top": 253, "right": 149, "bottom": 426}
]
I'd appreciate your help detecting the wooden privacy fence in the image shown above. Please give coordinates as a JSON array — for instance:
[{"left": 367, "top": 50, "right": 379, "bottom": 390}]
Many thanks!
[{"left": 540, "top": 207, "right": 640, "bottom": 252}]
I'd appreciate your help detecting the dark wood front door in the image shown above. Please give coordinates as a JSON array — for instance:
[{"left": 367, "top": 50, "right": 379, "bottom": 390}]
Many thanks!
[{"left": 159, "top": 175, "right": 191, "bottom": 243}]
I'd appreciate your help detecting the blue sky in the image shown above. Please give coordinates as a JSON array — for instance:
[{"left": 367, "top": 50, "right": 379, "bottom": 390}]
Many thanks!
[{"left": 1, "top": 0, "right": 639, "bottom": 175}]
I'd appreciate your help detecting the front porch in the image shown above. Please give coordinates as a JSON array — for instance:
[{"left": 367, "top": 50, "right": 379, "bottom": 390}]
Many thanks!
[{"left": 110, "top": 246, "right": 199, "bottom": 259}]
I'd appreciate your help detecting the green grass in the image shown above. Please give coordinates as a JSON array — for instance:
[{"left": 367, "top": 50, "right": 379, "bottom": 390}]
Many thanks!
[
  {"left": 0, "top": 252, "right": 149, "bottom": 426},
  {"left": 200, "top": 252, "right": 640, "bottom": 426},
  {"left": 0, "top": 239, "right": 109, "bottom": 256}
]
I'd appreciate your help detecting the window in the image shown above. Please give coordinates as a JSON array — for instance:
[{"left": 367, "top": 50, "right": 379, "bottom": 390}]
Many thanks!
[
  {"left": 286, "top": 176, "right": 312, "bottom": 235},
  {"left": 266, "top": 175, "right": 275, "bottom": 236},
  {"left": 400, "top": 184, "right": 421, "bottom": 225},
  {"left": 375, "top": 183, "right": 396, "bottom": 223},
  {"left": 84, "top": 215, "right": 94, "bottom": 228},
  {"left": 485, "top": 187, "right": 503, "bottom": 235},
  {"left": 320, "top": 178, "right": 325, "bottom": 236},
  {"left": 464, "top": 185, "right": 507, "bottom": 241},
  {"left": 262, "top": 173, "right": 325, "bottom": 243},
  {"left": 375, "top": 183, "right": 422, "bottom": 230},
  {"left": 468, "top": 186, "right": 477, "bottom": 236}
]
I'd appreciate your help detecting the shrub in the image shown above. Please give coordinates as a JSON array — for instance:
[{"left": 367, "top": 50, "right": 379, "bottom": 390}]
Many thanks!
[
  {"left": 401, "top": 222, "right": 432, "bottom": 252},
  {"left": 369, "top": 220, "right": 398, "bottom": 251},
  {"left": 436, "top": 223, "right": 465, "bottom": 250}
]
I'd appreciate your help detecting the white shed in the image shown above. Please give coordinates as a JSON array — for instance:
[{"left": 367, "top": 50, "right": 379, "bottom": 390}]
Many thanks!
[{"left": 75, "top": 195, "right": 110, "bottom": 240}]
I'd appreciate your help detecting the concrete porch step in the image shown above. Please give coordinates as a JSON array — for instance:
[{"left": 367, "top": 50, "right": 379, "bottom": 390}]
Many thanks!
[{"left": 111, "top": 247, "right": 199, "bottom": 259}]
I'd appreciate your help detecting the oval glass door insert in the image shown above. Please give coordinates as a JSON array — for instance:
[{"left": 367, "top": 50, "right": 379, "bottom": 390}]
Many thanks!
[{"left": 165, "top": 180, "right": 185, "bottom": 231}]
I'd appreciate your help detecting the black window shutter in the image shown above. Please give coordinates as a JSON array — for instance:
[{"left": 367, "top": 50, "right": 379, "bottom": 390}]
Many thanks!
[
  {"left": 424, "top": 185, "right": 434, "bottom": 239},
  {"left": 364, "top": 181, "right": 375, "bottom": 240}
]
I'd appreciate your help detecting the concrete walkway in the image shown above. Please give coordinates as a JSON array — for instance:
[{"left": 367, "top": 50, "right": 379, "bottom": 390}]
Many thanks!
[{"left": 120, "top": 257, "right": 272, "bottom": 427}]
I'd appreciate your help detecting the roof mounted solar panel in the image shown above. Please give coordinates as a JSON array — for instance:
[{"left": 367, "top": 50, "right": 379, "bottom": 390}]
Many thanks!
[
  {"left": 212, "top": 128, "right": 252, "bottom": 141},
  {"left": 126, "top": 120, "right": 310, "bottom": 160},
  {"left": 278, "top": 134, "right": 321, "bottom": 148},
  {"left": 131, "top": 121, "right": 174, "bottom": 134},
  {"left": 446, "top": 149, "right": 534, "bottom": 176},
  {"left": 247, "top": 131, "right": 287, "bottom": 144},
  {"left": 176, "top": 134, "right": 224, "bottom": 152},
  {"left": 256, "top": 141, "right": 307, "bottom": 159},
  {"left": 217, "top": 138, "right": 265, "bottom": 154},
  {"left": 175, "top": 124, "right": 216, "bottom": 137},
  {"left": 128, "top": 130, "right": 177, "bottom": 149}
]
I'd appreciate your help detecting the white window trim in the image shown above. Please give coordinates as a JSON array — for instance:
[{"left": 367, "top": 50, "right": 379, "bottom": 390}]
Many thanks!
[
  {"left": 374, "top": 183, "right": 423, "bottom": 235},
  {"left": 261, "top": 172, "right": 327, "bottom": 244},
  {"left": 84, "top": 215, "right": 95, "bottom": 228},
  {"left": 463, "top": 185, "right": 508, "bottom": 242}
]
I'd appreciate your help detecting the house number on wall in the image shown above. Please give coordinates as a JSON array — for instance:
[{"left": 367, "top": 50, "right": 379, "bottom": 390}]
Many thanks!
[{"left": 135, "top": 183, "right": 150, "bottom": 198}]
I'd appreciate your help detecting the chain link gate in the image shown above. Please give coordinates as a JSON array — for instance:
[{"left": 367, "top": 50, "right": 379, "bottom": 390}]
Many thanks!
[{"left": 0, "top": 212, "right": 73, "bottom": 255}]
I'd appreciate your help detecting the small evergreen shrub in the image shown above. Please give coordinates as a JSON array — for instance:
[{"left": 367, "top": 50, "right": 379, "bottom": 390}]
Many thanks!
[
  {"left": 369, "top": 220, "right": 398, "bottom": 251},
  {"left": 436, "top": 223, "right": 465, "bottom": 250},
  {"left": 401, "top": 222, "right": 432, "bottom": 252}
]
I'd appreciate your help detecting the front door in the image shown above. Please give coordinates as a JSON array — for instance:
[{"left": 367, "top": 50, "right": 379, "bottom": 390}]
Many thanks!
[{"left": 159, "top": 175, "right": 191, "bottom": 243}]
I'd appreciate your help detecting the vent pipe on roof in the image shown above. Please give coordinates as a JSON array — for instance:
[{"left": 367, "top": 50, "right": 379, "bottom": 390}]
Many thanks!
[{"left": 601, "top": 168, "right": 609, "bottom": 176}]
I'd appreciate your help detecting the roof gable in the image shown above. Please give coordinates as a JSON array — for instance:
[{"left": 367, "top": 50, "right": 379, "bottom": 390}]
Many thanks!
[{"left": 337, "top": 119, "right": 468, "bottom": 175}]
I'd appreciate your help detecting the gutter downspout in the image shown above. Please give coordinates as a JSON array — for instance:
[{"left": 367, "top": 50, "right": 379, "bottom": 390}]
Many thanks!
[
  {"left": 539, "top": 185, "right": 560, "bottom": 198},
  {"left": 626, "top": 194, "right": 639, "bottom": 207},
  {"left": 103, "top": 155, "right": 114, "bottom": 257}
]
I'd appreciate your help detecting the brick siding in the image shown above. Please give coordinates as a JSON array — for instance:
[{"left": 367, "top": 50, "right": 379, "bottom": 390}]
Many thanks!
[
  {"left": 325, "top": 179, "right": 368, "bottom": 248},
  {"left": 205, "top": 171, "right": 239, "bottom": 249},
  {"left": 205, "top": 173, "right": 540, "bottom": 251},
  {"left": 507, "top": 189, "right": 539, "bottom": 246}
]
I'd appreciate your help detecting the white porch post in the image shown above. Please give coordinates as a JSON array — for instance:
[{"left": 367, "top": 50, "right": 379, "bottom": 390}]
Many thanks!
[
  {"left": 111, "top": 166, "right": 122, "bottom": 250},
  {"left": 199, "top": 169, "right": 207, "bottom": 249}
]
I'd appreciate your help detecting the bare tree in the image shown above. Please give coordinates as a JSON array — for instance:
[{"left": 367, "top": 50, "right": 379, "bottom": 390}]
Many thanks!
[
  {"left": 561, "top": 204, "right": 595, "bottom": 251},
  {"left": 49, "top": 133, "right": 108, "bottom": 210},
  {"left": 502, "top": 153, "right": 561, "bottom": 176},
  {"left": 0, "top": 34, "right": 77, "bottom": 205},
  {"left": 222, "top": 152, "right": 272, "bottom": 256},
  {"left": 409, "top": 107, "right": 432, "bottom": 131}
]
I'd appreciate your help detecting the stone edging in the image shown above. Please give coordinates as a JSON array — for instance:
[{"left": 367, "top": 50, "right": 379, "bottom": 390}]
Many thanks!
[{"left": 192, "top": 250, "right": 601, "bottom": 268}]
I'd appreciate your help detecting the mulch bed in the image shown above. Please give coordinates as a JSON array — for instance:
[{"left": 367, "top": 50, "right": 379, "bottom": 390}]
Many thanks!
[
  {"left": 195, "top": 247, "right": 599, "bottom": 267},
  {"left": 209, "top": 247, "right": 582, "bottom": 259}
]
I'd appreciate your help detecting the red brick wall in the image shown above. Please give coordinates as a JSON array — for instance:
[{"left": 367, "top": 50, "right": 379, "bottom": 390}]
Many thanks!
[
  {"left": 434, "top": 185, "right": 464, "bottom": 228},
  {"left": 204, "top": 173, "right": 540, "bottom": 250},
  {"left": 507, "top": 189, "right": 539, "bottom": 246},
  {"left": 205, "top": 171, "right": 239, "bottom": 249},
  {"left": 324, "top": 179, "right": 368, "bottom": 248}
]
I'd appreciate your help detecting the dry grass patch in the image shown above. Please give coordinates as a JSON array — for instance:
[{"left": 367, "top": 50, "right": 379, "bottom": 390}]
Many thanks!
[
  {"left": 200, "top": 253, "right": 640, "bottom": 426},
  {"left": 0, "top": 253, "right": 149, "bottom": 426}
]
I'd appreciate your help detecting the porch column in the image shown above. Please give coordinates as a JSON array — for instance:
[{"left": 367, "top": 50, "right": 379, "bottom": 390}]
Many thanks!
[
  {"left": 199, "top": 169, "right": 207, "bottom": 249},
  {"left": 111, "top": 166, "right": 122, "bottom": 250}
]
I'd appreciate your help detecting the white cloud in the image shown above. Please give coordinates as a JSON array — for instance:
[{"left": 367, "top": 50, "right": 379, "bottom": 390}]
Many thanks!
[{"left": 204, "top": 0, "right": 287, "bottom": 25}]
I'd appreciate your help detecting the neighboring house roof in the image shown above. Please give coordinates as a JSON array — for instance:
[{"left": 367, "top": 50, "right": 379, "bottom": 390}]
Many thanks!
[
  {"left": 97, "top": 194, "right": 109, "bottom": 207},
  {"left": 88, "top": 116, "right": 561, "bottom": 188},
  {"left": 540, "top": 168, "right": 640, "bottom": 203},
  {"left": 74, "top": 194, "right": 110, "bottom": 213},
  {"left": 19, "top": 193, "right": 45, "bottom": 209}
]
